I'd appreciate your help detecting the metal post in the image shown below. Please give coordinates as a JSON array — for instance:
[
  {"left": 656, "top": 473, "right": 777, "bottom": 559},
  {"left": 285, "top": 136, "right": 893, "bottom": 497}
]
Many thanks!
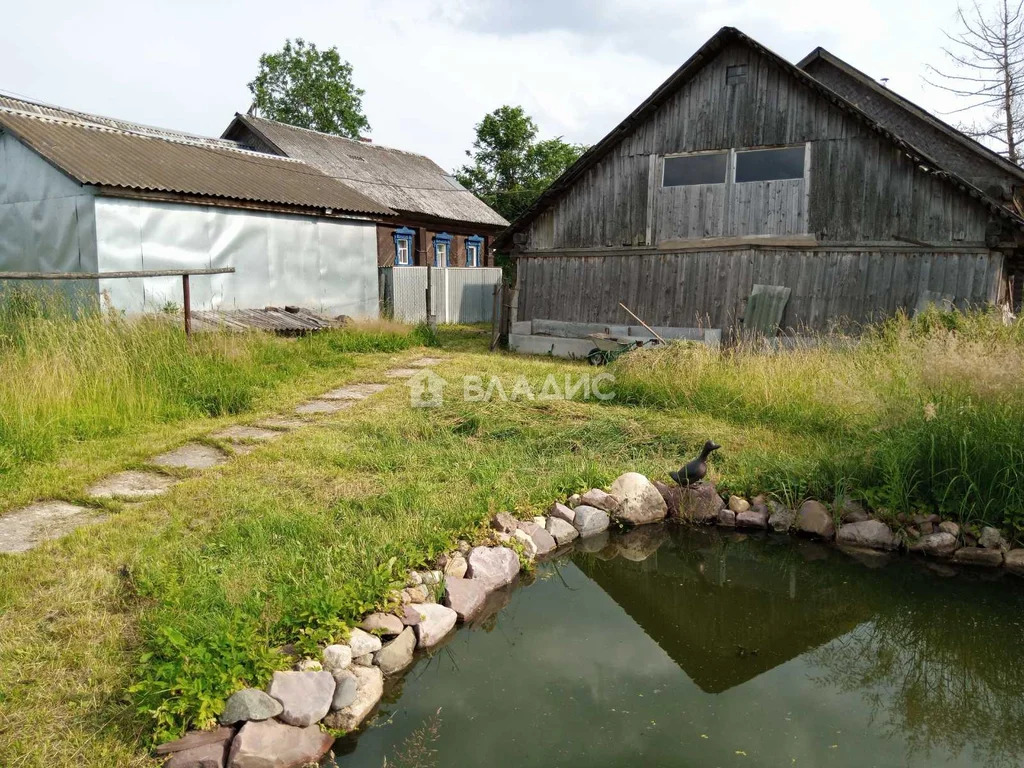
[{"left": 182, "top": 273, "right": 192, "bottom": 338}]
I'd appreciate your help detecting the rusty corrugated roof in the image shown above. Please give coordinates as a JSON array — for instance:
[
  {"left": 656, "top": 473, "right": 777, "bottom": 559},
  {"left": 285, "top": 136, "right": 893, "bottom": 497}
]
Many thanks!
[{"left": 0, "top": 108, "right": 394, "bottom": 217}]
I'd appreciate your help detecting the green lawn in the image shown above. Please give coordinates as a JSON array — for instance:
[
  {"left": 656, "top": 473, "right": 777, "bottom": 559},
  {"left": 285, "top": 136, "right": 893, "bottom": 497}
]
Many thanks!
[{"left": 0, "top": 310, "right": 1021, "bottom": 766}]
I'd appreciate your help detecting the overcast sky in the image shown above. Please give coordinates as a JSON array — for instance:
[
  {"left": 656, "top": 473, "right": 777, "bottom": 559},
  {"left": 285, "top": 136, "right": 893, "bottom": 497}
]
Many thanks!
[{"left": 1, "top": 0, "right": 978, "bottom": 171}]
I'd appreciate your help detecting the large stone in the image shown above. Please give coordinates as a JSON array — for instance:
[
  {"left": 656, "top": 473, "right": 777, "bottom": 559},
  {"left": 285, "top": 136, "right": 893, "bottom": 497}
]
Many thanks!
[
  {"left": 572, "top": 505, "right": 610, "bottom": 537},
  {"left": 347, "top": 628, "right": 382, "bottom": 657},
  {"left": 156, "top": 727, "right": 236, "bottom": 756},
  {"left": 580, "top": 488, "right": 621, "bottom": 513},
  {"left": 677, "top": 483, "right": 723, "bottom": 523},
  {"left": 323, "top": 643, "right": 352, "bottom": 671},
  {"left": 838, "top": 497, "right": 870, "bottom": 523},
  {"left": 545, "top": 515, "right": 579, "bottom": 546},
  {"left": 352, "top": 653, "right": 373, "bottom": 667},
  {"left": 443, "top": 553, "right": 468, "bottom": 579},
  {"left": 979, "top": 526, "right": 1009, "bottom": 551},
  {"left": 717, "top": 508, "right": 736, "bottom": 527},
  {"left": 227, "top": 719, "right": 333, "bottom": 768},
  {"left": 548, "top": 502, "right": 576, "bottom": 525},
  {"left": 837, "top": 520, "right": 897, "bottom": 551},
  {"left": 164, "top": 740, "right": 229, "bottom": 768},
  {"left": 402, "top": 585, "right": 431, "bottom": 603},
  {"left": 653, "top": 481, "right": 681, "bottom": 518},
  {"left": 768, "top": 503, "right": 795, "bottom": 532},
  {"left": 1005, "top": 549, "right": 1024, "bottom": 575},
  {"left": 938, "top": 521, "right": 960, "bottom": 537},
  {"left": 513, "top": 528, "right": 537, "bottom": 559},
  {"left": 952, "top": 547, "right": 1005, "bottom": 567},
  {"left": 442, "top": 576, "right": 487, "bottom": 622},
  {"left": 374, "top": 627, "right": 416, "bottom": 676},
  {"left": 412, "top": 603, "right": 458, "bottom": 648},
  {"left": 567, "top": 493, "right": 582, "bottom": 508},
  {"left": 358, "top": 613, "right": 404, "bottom": 637},
  {"left": 797, "top": 500, "right": 835, "bottom": 539},
  {"left": 220, "top": 689, "right": 282, "bottom": 725},
  {"left": 399, "top": 604, "right": 421, "bottom": 626},
  {"left": 330, "top": 669, "right": 358, "bottom": 710},
  {"left": 728, "top": 495, "right": 750, "bottom": 515},
  {"left": 466, "top": 546, "right": 520, "bottom": 592},
  {"left": 151, "top": 443, "right": 227, "bottom": 470},
  {"left": 87, "top": 470, "right": 176, "bottom": 500},
  {"left": 490, "top": 512, "right": 518, "bottom": 534},
  {"left": 323, "top": 665, "right": 383, "bottom": 732},
  {"left": 609, "top": 473, "right": 667, "bottom": 526},
  {"left": 266, "top": 671, "right": 334, "bottom": 727},
  {"left": 908, "top": 531, "right": 958, "bottom": 557},
  {"left": 516, "top": 521, "right": 556, "bottom": 557},
  {"left": 736, "top": 506, "right": 769, "bottom": 529}
]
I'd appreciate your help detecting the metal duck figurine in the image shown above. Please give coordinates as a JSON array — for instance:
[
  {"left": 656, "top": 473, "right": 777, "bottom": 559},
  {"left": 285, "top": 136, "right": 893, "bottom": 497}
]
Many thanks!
[{"left": 670, "top": 440, "right": 721, "bottom": 486}]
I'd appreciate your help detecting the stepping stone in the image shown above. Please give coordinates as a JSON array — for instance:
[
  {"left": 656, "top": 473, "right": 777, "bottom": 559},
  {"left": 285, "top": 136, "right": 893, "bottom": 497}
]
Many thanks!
[
  {"left": 409, "top": 357, "right": 444, "bottom": 367},
  {"left": 256, "top": 417, "right": 307, "bottom": 431},
  {"left": 0, "top": 501, "right": 104, "bottom": 553},
  {"left": 385, "top": 368, "right": 417, "bottom": 379},
  {"left": 151, "top": 443, "right": 228, "bottom": 470},
  {"left": 87, "top": 470, "right": 176, "bottom": 500},
  {"left": 320, "top": 383, "right": 388, "bottom": 401},
  {"left": 211, "top": 425, "right": 282, "bottom": 442},
  {"left": 295, "top": 400, "right": 355, "bottom": 415}
]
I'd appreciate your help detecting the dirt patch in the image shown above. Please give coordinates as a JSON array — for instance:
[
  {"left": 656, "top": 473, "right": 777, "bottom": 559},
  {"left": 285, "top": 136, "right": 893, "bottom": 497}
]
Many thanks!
[
  {"left": 0, "top": 501, "right": 105, "bottom": 553},
  {"left": 320, "top": 384, "right": 389, "bottom": 401},
  {"left": 151, "top": 443, "right": 229, "bottom": 470},
  {"left": 87, "top": 470, "right": 176, "bottom": 500}
]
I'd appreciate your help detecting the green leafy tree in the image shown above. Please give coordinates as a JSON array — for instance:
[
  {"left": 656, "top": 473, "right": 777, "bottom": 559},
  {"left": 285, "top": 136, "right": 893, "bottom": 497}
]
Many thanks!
[
  {"left": 248, "top": 38, "right": 370, "bottom": 138},
  {"left": 456, "top": 105, "right": 587, "bottom": 221}
]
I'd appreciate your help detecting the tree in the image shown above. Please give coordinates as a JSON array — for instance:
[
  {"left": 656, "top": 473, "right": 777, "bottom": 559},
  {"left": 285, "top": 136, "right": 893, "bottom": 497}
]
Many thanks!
[
  {"left": 456, "top": 106, "right": 587, "bottom": 221},
  {"left": 248, "top": 38, "right": 370, "bottom": 138},
  {"left": 926, "top": 0, "right": 1024, "bottom": 164}
]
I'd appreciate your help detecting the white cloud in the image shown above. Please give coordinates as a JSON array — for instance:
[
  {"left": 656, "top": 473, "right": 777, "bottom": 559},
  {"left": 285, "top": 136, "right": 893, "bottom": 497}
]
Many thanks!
[{"left": 0, "top": 0, "right": 996, "bottom": 172}]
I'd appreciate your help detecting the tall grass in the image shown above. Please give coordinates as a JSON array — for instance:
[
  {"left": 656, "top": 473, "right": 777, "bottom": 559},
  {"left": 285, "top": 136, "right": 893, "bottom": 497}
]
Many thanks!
[
  {"left": 613, "top": 308, "right": 1024, "bottom": 531},
  {"left": 0, "top": 287, "right": 432, "bottom": 476}
]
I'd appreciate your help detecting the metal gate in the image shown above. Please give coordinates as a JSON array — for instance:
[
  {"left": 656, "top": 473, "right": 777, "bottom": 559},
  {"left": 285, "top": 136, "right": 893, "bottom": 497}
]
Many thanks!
[{"left": 379, "top": 267, "right": 502, "bottom": 324}]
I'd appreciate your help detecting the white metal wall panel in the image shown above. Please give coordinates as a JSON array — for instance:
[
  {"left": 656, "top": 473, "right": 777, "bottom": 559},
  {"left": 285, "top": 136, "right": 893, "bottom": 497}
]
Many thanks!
[
  {"left": 384, "top": 267, "right": 501, "bottom": 323},
  {"left": 0, "top": 133, "right": 98, "bottom": 300},
  {"left": 94, "top": 198, "right": 378, "bottom": 316}
]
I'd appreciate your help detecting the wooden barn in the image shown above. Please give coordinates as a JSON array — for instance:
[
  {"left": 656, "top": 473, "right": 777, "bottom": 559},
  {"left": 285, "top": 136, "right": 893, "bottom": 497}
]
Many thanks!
[{"left": 496, "top": 27, "right": 1024, "bottom": 341}]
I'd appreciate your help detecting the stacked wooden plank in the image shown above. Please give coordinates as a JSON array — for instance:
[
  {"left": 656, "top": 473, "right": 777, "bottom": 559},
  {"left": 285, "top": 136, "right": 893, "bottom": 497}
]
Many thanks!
[{"left": 191, "top": 307, "right": 339, "bottom": 335}]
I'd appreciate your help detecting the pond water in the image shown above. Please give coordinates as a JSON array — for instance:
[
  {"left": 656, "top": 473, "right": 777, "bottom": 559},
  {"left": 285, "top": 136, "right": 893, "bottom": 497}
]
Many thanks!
[{"left": 330, "top": 526, "right": 1024, "bottom": 768}]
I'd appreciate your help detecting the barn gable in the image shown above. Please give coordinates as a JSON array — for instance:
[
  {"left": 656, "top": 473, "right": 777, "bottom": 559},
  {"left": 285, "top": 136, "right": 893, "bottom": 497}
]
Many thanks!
[{"left": 498, "top": 27, "right": 1022, "bottom": 254}]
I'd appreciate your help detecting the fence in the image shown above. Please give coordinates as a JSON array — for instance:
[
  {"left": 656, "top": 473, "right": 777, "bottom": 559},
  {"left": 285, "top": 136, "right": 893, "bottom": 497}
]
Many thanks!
[{"left": 379, "top": 266, "right": 503, "bottom": 324}]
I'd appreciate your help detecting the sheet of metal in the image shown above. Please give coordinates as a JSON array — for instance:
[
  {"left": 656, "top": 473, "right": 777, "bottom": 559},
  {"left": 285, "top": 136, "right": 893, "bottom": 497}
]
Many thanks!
[
  {"left": 94, "top": 197, "right": 378, "bottom": 316},
  {"left": 383, "top": 266, "right": 502, "bottom": 323}
]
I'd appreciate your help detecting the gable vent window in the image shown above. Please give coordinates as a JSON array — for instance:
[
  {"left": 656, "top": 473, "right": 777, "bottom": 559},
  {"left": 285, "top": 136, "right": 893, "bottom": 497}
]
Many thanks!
[
  {"left": 735, "top": 146, "right": 805, "bottom": 182},
  {"left": 663, "top": 151, "right": 728, "bottom": 187},
  {"left": 726, "top": 65, "right": 748, "bottom": 85}
]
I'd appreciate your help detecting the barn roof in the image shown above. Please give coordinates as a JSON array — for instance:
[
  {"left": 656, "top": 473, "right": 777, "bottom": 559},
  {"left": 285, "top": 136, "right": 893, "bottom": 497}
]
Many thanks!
[
  {"left": 0, "top": 104, "right": 393, "bottom": 217},
  {"left": 223, "top": 113, "right": 509, "bottom": 228},
  {"left": 496, "top": 26, "right": 1024, "bottom": 249},
  {"left": 797, "top": 47, "right": 1024, "bottom": 191}
]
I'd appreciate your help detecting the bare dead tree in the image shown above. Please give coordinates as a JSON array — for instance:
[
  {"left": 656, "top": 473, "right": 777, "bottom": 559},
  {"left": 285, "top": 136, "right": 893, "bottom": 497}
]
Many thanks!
[{"left": 926, "top": 0, "right": 1024, "bottom": 164}]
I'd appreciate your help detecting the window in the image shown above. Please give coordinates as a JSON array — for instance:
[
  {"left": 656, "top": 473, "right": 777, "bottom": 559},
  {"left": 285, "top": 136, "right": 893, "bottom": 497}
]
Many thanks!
[
  {"left": 433, "top": 232, "right": 452, "bottom": 267},
  {"left": 663, "top": 152, "right": 728, "bottom": 187},
  {"left": 393, "top": 227, "right": 414, "bottom": 266},
  {"left": 726, "top": 65, "right": 748, "bottom": 85},
  {"left": 465, "top": 235, "right": 484, "bottom": 267},
  {"left": 735, "top": 146, "right": 805, "bottom": 182}
]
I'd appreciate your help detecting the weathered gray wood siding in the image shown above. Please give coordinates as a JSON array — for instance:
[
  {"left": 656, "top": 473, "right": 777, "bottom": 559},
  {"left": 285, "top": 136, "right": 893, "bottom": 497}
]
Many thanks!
[
  {"left": 516, "top": 249, "right": 1003, "bottom": 332},
  {"left": 522, "top": 41, "right": 994, "bottom": 250}
]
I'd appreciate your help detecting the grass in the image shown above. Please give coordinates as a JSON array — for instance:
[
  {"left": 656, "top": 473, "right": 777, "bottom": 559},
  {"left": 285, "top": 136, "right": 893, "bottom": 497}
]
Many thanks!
[{"left": 0, "top": 297, "right": 1021, "bottom": 766}]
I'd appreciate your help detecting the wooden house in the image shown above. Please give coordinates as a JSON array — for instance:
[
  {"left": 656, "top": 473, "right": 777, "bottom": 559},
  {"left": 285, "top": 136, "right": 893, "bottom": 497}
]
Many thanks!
[
  {"left": 496, "top": 27, "right": 1024, "bottom": 338},
  {"left": 222, "top": 114, "right": 509, "bottom": 269}
]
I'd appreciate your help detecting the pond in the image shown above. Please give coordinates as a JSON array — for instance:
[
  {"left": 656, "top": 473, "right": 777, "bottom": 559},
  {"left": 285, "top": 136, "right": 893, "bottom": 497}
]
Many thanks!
[{"left": 329, "top": 526, "right": 1024, "bottom": 768}]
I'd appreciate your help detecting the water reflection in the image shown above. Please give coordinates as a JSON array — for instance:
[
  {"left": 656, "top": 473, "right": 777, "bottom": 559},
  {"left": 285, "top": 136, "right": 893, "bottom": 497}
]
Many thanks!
[{"left": 332, "top": 526, "right": 1024, "bottom": 768}]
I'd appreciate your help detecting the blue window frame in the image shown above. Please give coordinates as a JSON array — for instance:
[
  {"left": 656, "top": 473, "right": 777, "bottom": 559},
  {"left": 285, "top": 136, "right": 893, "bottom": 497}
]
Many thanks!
[
  {"left": 432, "top": 232, "right": 452, "bottom": 267},
  {"left": 393, "top": 227, "right": 415, "bottom": 266},
  {"left": 465, "top": 235, "right": 484, "bottom": 267}
]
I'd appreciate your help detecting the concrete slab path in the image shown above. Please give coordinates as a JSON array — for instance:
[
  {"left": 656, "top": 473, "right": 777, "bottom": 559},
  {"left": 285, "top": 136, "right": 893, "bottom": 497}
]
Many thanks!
[
  {"left": 88, "top": 470, "right": 176, "bottom": 500},
  {"left": 0, "top": 501, "right": 105, "bottom": 554}
]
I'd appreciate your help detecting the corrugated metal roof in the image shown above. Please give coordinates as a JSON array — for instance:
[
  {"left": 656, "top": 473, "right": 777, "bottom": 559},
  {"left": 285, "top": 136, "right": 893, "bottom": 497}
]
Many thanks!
[
  {"left": 226, "top": 114, "right": 509, "bottom": 228},
  {"left": 0, "top": 108, "right": 393, "bottom": 217}
]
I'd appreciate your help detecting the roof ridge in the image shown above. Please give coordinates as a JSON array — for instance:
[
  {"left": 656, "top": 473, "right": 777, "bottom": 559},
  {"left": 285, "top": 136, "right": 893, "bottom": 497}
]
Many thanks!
[{"left": 0, "top": 105, "right": 307, "bottom": 162}]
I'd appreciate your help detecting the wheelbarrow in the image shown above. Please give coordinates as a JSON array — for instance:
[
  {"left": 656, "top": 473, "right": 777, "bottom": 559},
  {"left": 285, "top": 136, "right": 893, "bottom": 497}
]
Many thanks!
[{"left": 585, "top": 333, "right": 660, "bottom": 365}]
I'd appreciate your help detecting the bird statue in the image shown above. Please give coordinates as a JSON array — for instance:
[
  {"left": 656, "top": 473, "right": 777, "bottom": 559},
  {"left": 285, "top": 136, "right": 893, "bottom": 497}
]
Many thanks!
[{"left": 670, "top": 440, "right": 721, "bottom": 486}]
